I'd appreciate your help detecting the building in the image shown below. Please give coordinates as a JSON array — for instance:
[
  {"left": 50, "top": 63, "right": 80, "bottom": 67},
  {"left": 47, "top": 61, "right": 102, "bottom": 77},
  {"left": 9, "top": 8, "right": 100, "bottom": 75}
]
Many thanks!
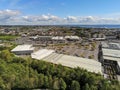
[
  {"left": 31, "top": 49, "right": 102, "bottom": 74},
  {"left": 52, "top": 36, "right": 65, "bottom": 41},
  {"left": 11, "top": 45, "right": 34, "bottom": 55},
  {"left": 65, "top": 36, "right": 80, "bottom": 41},
  {"left": 31, "top": 49, "right": 55, "bottom": 60},
  {"left": 102, "top": 48, "right": 120, "bottom": 62},
  {"left": 102, "top": 42, "right": 120, "bottom": 49},
  {"left": 52, "top": 36, "right": 65, "bottom": 43},
  {"left": 92, "top": 38, "right": 106, "bottom": 41},
  {"left": 108, "top": 42, "right": 120, "bottom": 49},
  {"left": 29, "top": 36, "right": 52, "bottom": 41},
  {"left": 37, "top": 36, "right": 52, "bottom": 41},
  {"left": 105, "top": 35, "right": 116, "bottom": 40},
  {"left": 102, "top": 48, "right": 120, "bottom": 76}
]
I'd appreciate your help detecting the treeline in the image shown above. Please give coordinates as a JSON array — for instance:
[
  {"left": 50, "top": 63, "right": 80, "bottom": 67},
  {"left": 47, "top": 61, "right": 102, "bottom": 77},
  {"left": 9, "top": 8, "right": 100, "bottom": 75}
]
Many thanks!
[{"left": 0, "top": 49, "right": 120, "bottom": 90}]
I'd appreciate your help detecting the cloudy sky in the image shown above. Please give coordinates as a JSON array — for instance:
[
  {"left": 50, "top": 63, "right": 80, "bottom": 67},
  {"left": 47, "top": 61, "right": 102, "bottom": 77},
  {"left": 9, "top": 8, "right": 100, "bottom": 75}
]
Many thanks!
[{"left": 0, "top": 0, "right": 120, "bottom": 25}]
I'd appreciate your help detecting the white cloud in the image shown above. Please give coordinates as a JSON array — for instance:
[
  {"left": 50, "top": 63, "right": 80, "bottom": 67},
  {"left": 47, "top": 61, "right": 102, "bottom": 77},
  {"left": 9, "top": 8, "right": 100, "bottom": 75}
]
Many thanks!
[
  {"left": 0, "top": 9, "right": 20, "bottom": 15},
  {"left": 1, "top": 9, "right": 120, "bottom": 25},
  {"left": 66, "top": 16, "right": 77, "bottom": 21},
  {"left": 22, "top": 14, "right": 60, "bottom": 22},
  {"left": 0, "top": 9, "right": 20, "bottom": 23}
]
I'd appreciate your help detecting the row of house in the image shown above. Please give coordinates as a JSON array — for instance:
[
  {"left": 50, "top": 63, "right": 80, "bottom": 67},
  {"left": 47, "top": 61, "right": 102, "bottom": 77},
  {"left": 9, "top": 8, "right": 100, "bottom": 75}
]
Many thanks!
[
  {"left": 29, "top": 35, "right": 80, "bottom": 41},
  {"left": 91, "top": 33, "right": 119, "bottom": 41}
]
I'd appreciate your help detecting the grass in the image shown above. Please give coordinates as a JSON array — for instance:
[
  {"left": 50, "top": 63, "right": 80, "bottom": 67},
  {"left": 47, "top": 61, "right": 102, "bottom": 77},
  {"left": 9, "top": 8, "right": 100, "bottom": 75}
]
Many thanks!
[{"left": 0, "top": 35, "right": 19, "bottom": 41}]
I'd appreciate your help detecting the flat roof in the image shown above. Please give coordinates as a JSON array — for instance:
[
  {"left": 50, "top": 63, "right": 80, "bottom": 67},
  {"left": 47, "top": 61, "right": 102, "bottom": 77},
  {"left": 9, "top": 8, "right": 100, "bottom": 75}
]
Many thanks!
[
  {"left": 102, "top": 48, "right": 120, "bottom": 58},
  {"left": 38, "top": 36, "right": 52, "bottom": 38},
  {"left": 32, "top": 52, "right": 102, "bottom": 74},
  {"left": 101, "top": 42, "right": 109, "bottom": 48},
  {"left": 31, "top": 49, "right": 55, "bottom": 60},
  {"left": 103, "top": 56, "right": 120, "bottom": 62},
  {"left": 11, "top": 45, "right": 34, "bottom": 52},
  {"left": 52, "top": 36, "right": 65, "bottom": 40},
  {"left": 65, "top": 36, "right": 79, "bottom": 40},
  {"left": 109, "top": 43, "right": 120, "bottom": 49},
  {"left": 102, "top": 42, "right": 120, "bottom": 49},
  {"left": 92, "top": 38, "right": 106, "bottom": 40}
]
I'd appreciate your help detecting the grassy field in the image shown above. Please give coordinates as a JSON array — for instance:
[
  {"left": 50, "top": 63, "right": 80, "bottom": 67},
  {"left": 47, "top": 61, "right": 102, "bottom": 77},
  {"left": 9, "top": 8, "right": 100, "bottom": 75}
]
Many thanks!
[{"left": 0, "top": 35, "right": 19, "bottom": 41}]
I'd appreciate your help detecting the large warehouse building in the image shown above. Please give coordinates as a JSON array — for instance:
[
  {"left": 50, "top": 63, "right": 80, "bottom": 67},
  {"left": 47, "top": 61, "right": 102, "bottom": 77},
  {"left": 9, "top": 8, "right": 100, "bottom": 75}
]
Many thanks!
[
  {"left": 31, "top": 49, "right": 102, "bottom": 74},
  {"left": 102, "top": 48, "right": 120, "bottom": 62},
  {"left": 31, "top": 49, "right": 55, "bottom": 60},
  {"left": 102, "top": 43, "right": 120, "bottom": 80},
  {"left": 11, "top": 45, "right": 34, "bottom": 55}
]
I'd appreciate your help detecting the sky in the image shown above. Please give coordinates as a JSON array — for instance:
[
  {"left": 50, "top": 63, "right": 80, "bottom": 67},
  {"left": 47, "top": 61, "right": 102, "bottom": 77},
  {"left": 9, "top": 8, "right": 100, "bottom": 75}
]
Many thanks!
[{"left": 0, "top": 0, "right": 120, "bottom": 25}]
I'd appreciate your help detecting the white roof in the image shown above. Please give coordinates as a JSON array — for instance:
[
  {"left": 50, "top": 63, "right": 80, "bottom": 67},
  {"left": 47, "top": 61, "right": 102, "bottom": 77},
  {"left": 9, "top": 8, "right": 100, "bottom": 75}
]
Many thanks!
[
  {"left": 103, "top": 48, "right": 120, "bottom": 62},
  {"left": 32, "top": 52, "right": 102, "bottom": 74},
  {"left": 29, "top": 36, "right": 38, "bottom": 39},
  {"left": 103, "top": 56, "right": 120, "bottom": 62},
  {"left": 11, "top": 45, "right": 34, "bottom": 52},
  {"left": 0, "top": 44, "right": 4, "bottom": 46},
  {"left": 109, "top": 42, "right": 120, "bottom": 49},
  {"left": 101, "top": 42, "right": 109, "bottom": 48},
  {"left": 52, "top": 36, "right": 65, "bottom": 40},
  {"left": 31, "top": 49, "right": 55, "bottom": 60},
  {"left": 102, "top": 48, "right": 120, "bottom": 58},
  {"left": 92, "top": 38, "right": 106, "bottom": 40},
  {"left": 65, "top": 36, "right": 79, "bottom": 40}
]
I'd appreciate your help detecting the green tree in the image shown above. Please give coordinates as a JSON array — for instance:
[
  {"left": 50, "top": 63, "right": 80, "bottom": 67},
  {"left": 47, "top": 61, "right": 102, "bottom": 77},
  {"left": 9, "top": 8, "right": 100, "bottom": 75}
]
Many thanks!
[
  {"left": 0, "top": 50, "right": 12, "bottom": 62},
  {"left": 59, "top": 78, "right": 67, "bottom": 90},
  {"left": 48, "top": 75, "right": 53, "bottom": 88},
  {"left": 0, "top": 77, "right": 5, "bottom": 90},
  {"left": 83, "top": 83, "right": 90, "bottom": 90},
  {"left": 53, "top": 78, "right": 60, "bottom": 90},
  {"left": 44, "top": 76, "right": 49, "bottom": 88},
  {"left": 38, "top": 74, "right": 44, "bottom": 88},
  {"left": 71, "top": 80, "right": 80, "bottom": 90}
]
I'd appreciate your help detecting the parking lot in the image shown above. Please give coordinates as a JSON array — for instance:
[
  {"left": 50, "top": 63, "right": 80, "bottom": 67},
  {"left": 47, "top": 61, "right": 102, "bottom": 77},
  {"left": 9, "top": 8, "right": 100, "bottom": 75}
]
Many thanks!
[{"left": 15, "top": 36, "right": 100, "bottom": 61}]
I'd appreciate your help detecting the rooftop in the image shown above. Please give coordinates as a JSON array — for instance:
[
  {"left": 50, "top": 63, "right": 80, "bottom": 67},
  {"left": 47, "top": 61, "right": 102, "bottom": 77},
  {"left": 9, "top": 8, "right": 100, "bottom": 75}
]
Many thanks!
[
  {"left": 102, "top": 42, "right": 120, "bottom": 49},
  {"left": 103, "top": 56, "right": 120, "bottom": 62},
  {"left": 31, "top": 50, "right": 102, "bottom": 74},
  {"left": 31, "top": 49, "right": 55, "bottom": 60},
  {"left": 11, "top": 45, "right": 34, "bottom": 52},
  {"left": 65, "top": 36, "right": 79, "bottom": 40},
  {"left": 102, "top": 48, "right": 120, "bottom": 62},
  {"left": 102, "top": 48, "right": 120, "bottom": 58},
  {"left": 52, "top": 36, "right": 65, "bottom": 40}
]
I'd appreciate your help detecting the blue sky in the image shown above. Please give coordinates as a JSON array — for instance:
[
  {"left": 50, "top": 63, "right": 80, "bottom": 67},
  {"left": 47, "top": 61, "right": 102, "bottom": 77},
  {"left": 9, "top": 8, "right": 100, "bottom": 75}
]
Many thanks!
[{"left": 0, "top": 0, "right": 120, "bottom": 25}]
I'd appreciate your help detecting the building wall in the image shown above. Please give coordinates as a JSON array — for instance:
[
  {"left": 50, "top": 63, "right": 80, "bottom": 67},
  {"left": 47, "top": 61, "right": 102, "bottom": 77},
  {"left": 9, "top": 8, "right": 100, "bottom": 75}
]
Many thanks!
[{"left": 12, "top": 50, "right": 33, "bottom": 55}]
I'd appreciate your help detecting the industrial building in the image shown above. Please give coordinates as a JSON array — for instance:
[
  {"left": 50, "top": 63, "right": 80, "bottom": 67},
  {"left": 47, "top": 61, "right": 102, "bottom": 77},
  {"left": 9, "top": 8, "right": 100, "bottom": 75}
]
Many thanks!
[
  {"left": 31, "top": 49, "right": 102, "bottom": 74},
  {"left": 11, "top": 45, "right": 34, "bottom": 55},
  {"left": 102, "top": 48, "right": 120, "bottom": 62},
  {"left": 65, "top": 36, "right": 80, "bottom": 41},
  {"left": 108, "top": 42, "right": 120, "bottom": 49},
  {"left": 29, "top": 36, "right": 52, "bottom": 41},
  {"left": 52, "top": 36, "right": 65, "bottom": 41},
  {"left": 102, "top": 46, "right": 120, "bottom": 79},
  {"left": 31, "top": 49, "right": 55, "bottom": 60},
  {"left": 29, "top": 35, "right": 80, "bottom": 42},
  {"left": 101, "top": 42, "right": 120, "bottom": 49},
  {"left": 52, "top": 36, "right": 65, "bottom": 43}
]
